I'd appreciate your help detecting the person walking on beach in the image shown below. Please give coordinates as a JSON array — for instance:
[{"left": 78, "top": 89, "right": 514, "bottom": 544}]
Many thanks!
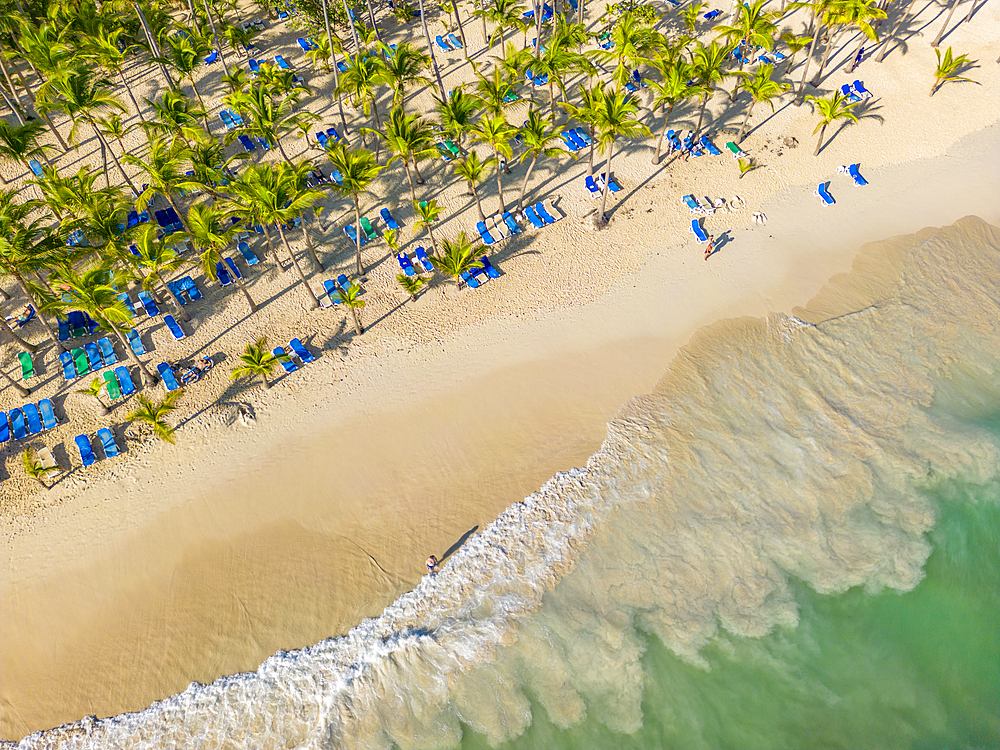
[
  {"left": 426, "top": 555, "right": 438, "bottom": 574},
  {"left": 704, "top": 235, "right": 716, "bottom": 261},
  {"left": 851, "top": 46, "right": 864, "bottom": 72}
]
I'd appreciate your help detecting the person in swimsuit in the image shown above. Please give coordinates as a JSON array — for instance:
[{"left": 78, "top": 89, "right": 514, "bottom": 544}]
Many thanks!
[{"left": 425, "top": 555, "right": 438, "bottom": 574}]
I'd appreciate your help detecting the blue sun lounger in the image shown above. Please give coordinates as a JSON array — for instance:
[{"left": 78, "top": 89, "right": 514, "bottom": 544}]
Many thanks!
[
  {"left": 380, "top": 207, "right": 401, "bottom": 230},
  {"left": 840, "top": 84, "right": 862, "bottom": 104},
  {"left": 460, "top": 270, "right": 480, "bottom": 288},
  {"left": 215, "top": 262, "right": 233, "bottom": 286},
  {"left": 157, "top": 362, "right": 181, "bottom": 391},
  {"left": 435, "top": 35, "right": 450, "bottom": 52},
  {"left": 815, "top": 182, "right": 835, "bottom": 205},
  {"left": 415, "top": 246, "right": 434, "bottom": 272},
  {"left": 700, "top": 136, "right": 723, "bottom": 156},
  {"left": 852, "top": 80, "right": 873, "bottom": 99},
  {"left": 97, "top": 337, "right": 117, "bottom": 365},
  {"left": 326, "top": 127, "right": 341, "bottom": 143},
  {"left": 164, "top": 314, "right": 185, "bottom": 340},
  {"left": 524, "top": 206, "right": 546, "bottom": 229},
  {"left": 275, "top": 54, "right": 292, "bottom": 70},
  {"left": 323, "top": 279, "right": 342, "bottom": 304},
  {"left": 584, "top": 175, "right": 601, "bottom": 197},
  {"left": 534, "top": 202, "right": 558, "bottom": 224},
  {"left": 23, "top": 403, "right": 42, "bottom": 435},
  {"left": 476, "top": 221, "right": 497, "bottom": 245},
  {"left": 224, "top": 257, "right": 244, "bottom": 280},
  {"left": 219, "top": 111, "right": 235, "bottom": 130},
  {"left": 272, "top": 347, "right": 298, "bottom": 373},
  {"left": 297, "top": 37, "right": 314, "bottom": 52},
  {"left": 238, "top": 134, "right": 257, "bottom": 152},
  {"left": 479, "top": 256, "right": 501, "bottom": 278},
  {"left": 204, "top": 49, "right": 218, "bottom": 64},
  {"left": 181, "top": 276, "right": 202, "bottom": 301},
  {"left": 561, "top": 132, "right": 581, "bottom": 151},
  {"left": 503, "top": 212, "right": 521, "bottom": 234},
  {"left": 39, "top": 399, "right": 58, "bottom": 430},
  {"left": 9, "top": 408, "right": 26, "bottom": 440},
  {"left": 249, "top": 58, "right": 262, "bottom": 76},
  {"left": 448, "top": 33, "right": 463, "bottom": 50},
  {"left": 117, "top": 293, "right": 136, "bottom": 317},
  {"left": 97, "top": 428, "right": 120, "bottom": 458},
  {"left": 289, "top": 337, "right": 315, "bottom": 363},
  {"left": 127, "top": 328, "right": 145, "bottom": 356},
  {"left": 84, "top": 342, "right": 103, "bottom": 371},
  {"left": 137, "top": 291, "right": 160, "bottom": 317},
  {"left": 115, "top": 366, "right": 136, "bottom": 396},
  {"left": 847, "top": 164, "right": 868, "bottom": 186},
  {"left": 238, "top": 242, "right": 259, "bottom": 265},
  {"left": 75, "top": 434, "right": 97, "bottom": 466},
  {"left": 344, "top": 225, "right": 367, "bottom": 244},
  {"left": 0, "top": 412, "right": 7, "bottom": 442},
  {"left": 336, "top": 274, "right": 355, "bottom": 293},
  {"left": 691, "top": 219, "right": 709, "bottom": 242},
  {"left": 397, "top": 252, "right": 416, "bottom": 276},
  {"left": 59, "top": 351, "right": 76, "bottom": 380}
]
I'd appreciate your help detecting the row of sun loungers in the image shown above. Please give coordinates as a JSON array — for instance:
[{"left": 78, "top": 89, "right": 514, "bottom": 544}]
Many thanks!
[
  {"left": 397, "top": 246, "right": 435, "bottom": 276},
  {"left": 0, "top": 399, "right": 59, "bottom": 442},
  {"left": 561, "top": 127, "right": 591, "bottom": 152},
  {"left": 315, "top": 128, "right": 343, "bottom": 149},
  {"left": 57, "top": 311, "right": 99, "bottom": 341},
  {"left": 75, "top": 428, "right": 120, "bottom": 465},
  {"left": 583, "top": 174, "right": 622, "bottom": 197},
  {"left": 320, "top": 275, "right": 362, "bottom": 307},
  {"left": 461, "top": 256, "right": 502, "bottom": 289},
  {"left": 435, "top": 140, "right": 461, "bottom": 161},
  {"left": 345, "top": 209, "right": 400, "bottom": 243},
  {"left": 435, "top": 33, "right": 464, "bottom": 52},
  {"left": 56, "top": 337, "right": 119, "bottom": 381}
]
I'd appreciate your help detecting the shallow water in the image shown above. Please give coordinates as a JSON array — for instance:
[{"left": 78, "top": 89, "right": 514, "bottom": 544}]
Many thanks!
[{"left": 9, "top": 217, "right": 1000, "bottom": 749}]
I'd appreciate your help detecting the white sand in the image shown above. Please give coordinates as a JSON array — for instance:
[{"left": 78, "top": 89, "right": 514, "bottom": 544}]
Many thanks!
[{"left": 1, "top": 0, "right": 999, "bottom": 738}]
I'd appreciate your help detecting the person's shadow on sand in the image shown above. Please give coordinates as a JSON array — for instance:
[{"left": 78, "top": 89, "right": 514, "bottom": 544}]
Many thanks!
[{"left": 707, "top": 230, "right": 733, "bottom": 259}]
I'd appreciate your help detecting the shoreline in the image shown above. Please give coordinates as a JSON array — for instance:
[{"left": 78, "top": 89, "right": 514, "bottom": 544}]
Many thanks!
[{"left": 2, "top": 0, "right": 1000, "bottom": 738}]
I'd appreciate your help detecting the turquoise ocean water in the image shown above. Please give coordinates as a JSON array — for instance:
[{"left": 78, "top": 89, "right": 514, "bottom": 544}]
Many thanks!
[{"left": 9, "top": 217, "right": 1000, "bottom": 749}]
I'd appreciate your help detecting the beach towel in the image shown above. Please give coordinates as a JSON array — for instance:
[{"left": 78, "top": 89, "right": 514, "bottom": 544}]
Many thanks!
[
  {"left": 397, "top": 252, "right": 416, "bottom": 276},
  {"left": 72, "top": 347, "right": 90, "bottom": 376}
]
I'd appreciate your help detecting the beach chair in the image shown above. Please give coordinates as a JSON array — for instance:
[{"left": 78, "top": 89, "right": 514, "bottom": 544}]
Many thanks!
[
  {"left": 167, "top": 279, "right": 188, "bottom": 305},
  {"left": 238, "top": 241, "right": 260, "bottom": 266},
  {"left": 218, "top": 111, "right": 234, "bottom": 131},
  {"left": 683, "top": 194, "right": 704, "bottom": 214},
  {"left": 204, "top": 49, "right": 218, "bottom": 64},
  {"left": 58, "top": 318, "right": 70, "bottom": 341},
  {"left": 23, "top": 403, "right": 42, "bottom": 435},
  {"left": 272, "top": 347, "right": 298, "bottom": 373},
  {"left": 215, "top": 262, "right": 233, "bottom": 286},
  {"left": 275, "top": 55, "right": 292, "bottom": 70},
  {"left": 228, "top": 109, "right": 245, "bottom": 126},
  {"left": 381, "top": 207, "right": 401, "bottom": 230},
  {"left": 443, "top": 140, "right": 460, "bottom": 159},
  {"left": 524, "top": 205, "right": 546, "bottom": 229},
  {"left": 37, "top": 446, "right": 59, "bottom": 480},
  {"left": 137, "top": 291, "right": 160, "bottom": 317},
  {"left": 360, "top": 217, "right": 378, "bottom": 240},
  {"left": 315, "top": 130, "right": 329, "bottom": 149},
  {"left": 289, "top": 338, "right": 315, "bottom": 363},
  {"left": 584, "top": 175, "right": 602, "bottom": 198},
  {"left": 181, "top": 277, "right": 202, "bottom": 301},
  {"left": 164, "top": 314, "right": 186, "bottom": 340},
  {"left": 561, "top": 133, "right": 581, "bottom": 152},
  {"left": 297, "top": 37, "right": 313, "bottom": 52},
  {"left": 28, "top": 158, "right": 45, "bottom": 177},
  {"left": 127, "top": 329, "right": 145, "bottom": 356},
  {"left": 337, "top": 60, "right": 348, "bottom": 72},
  {"left": 157, "top": 362, "right": 181, "bottom": 391},
  {"left": 460, "top": 270, "right": 480, "bottom": 289},
  {"left": 223, "top": 257, "right": 243, "bottom": 281},
  {"left": 534, "top": 202, "right": 558, "bottom": 224},
  {"left": 9, "top": 408, "right": 26, "bottom": 440},
  {"left": 18, "top": 351, "right": 33, "bottom": 380},
  {"left": 852, "top": 80, "right": 873, "bottom": 99},
  {"left": 435, "top": 142, "right": 453, "bottom": 161},
  {"left": 323, "top": 279, "right": 341, "bottom": 305},
  {"left": 117, "top": 293, "right": 136, "bottom": 317},
  {"left": 397, "top": 252, "right": 416, "bottom": 276},
  {"left": 38, "top": 399, "right": 58, "bottom": 430},
  {"left": 815, "top": 182, "right": 835, "bottom": 206},
  {"left": 97, "top": 337, "right": 117, "bottom": 366},
  {"left": 84, "top": 342, "right": 103, "bottom": 371},
  {"left": 69, "top": 311, "right": 88, "bottom": 338},
  {"left": 115, "top": 366, "right": 136, "bottom": 396},
  {"left": 326, "top": 127, "right": 342, "bottom": 143},
  {"left": 476, "top": 221, "right": 497, "bottom": 245},
  {"left": 502, "top": 212, "right": 521, "bottom": 235},
  {"left": 415, "top": 246, "right": 435, "bottom": 272},
  {"left": 59, "top": 351, "right": 76, "bottom": 380},
  {"left": 691, "top": 219, "right": 709, "bottom": 242},
  {"left": 103, "top": 370, "right": 123, "bottom": 400},
  {"left": 703, "top": 8, "right": 721, "bottom": 18},
  {"left": 238, "top": 134, "right": 257, "bottom": 152},
  {"left": 435, "top": 35, "right": 450, "bottom": 52},
  {"left": 848, "top": 163, "right": 868, "bottom": 186},
  {"left": 541, "top": 199, "right": 563, "bottom": 222},
  {"left": 839, "top": 84, "right": 862, "bottom": 103},
  {"left": 566, "top": 130, "right": 586, "bottom": 150},
  {"left": 97, "top": 428, "right": 120, "bottom": 458},
  {"left": 489, "top": 214, "right": 510, "bottom": 239},
  {"left": 700, "top": 136, "right": 723, "bottom": 156},
  {"left": 448, "top": 33, "right": 463, "bottom": 50},
  {"left": 256, "top": 136, "right": 271, "bottom": 151},
  {"left": 344, "top": 224, "right": 367, "bottom": 245},
  {"left": 75, "top": 434, "right": 97, "bottom": 466},
  {"left": 480, "top": 256, "right": 501, "bottom": 279},
  {"left": 0, "top": 412, "right": 7, "bottom": 442},
  {"left": 249, "top": 58, "right": 262, "bottom": 76},
  {"left": 725, "top": 141, "right": 748, "bottom": 159},
  {"left": 330, "top": 169, "right": 345, "bottom": 186}
]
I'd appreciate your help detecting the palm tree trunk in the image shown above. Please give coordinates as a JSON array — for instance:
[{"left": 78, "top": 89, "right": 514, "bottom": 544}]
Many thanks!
[
  {"left": 813, "top": 122, "right": 827, "bottom": 155},
  {"left": 652, "top": 102, "right": 676, "bottom": 165},
  {"left": 470, "top": 181, "right": 485, "bottom": 221},
  {"left": 738, "top": 100, "right": 756, "bottom": 141},
  {"left": 232, "top": 275, "right": 259, "bottom": 313},
  {"left": 811, "top": 29, "right": 844, "bottom": 84},
  {"left": 349, "top": 305, "right": 363, "bottom": 334},
  {"left": 300, "top": 222, "right": 324, "bottom": 272},
  {"left": 931, "top": 0, "right": 961, "bottom": 46},
  {"left": 494, "top": 150, "right": 505, "bottom": 213},
  {"left": 452, "top": 0, "right": 469, "bottom": 57},
  {"left": 480, "top": 10, "right": 488, "bottom": 43},
  {"left": 597, "top": 141, "right": 613, "bottom": 226},
  {"left": 91, "top": 122, "right": 139, "bottom": 194},
  {"left": 417, "top": 0, "right": 448, "bottom": 99},
  {"left": 0, "top": 316, "right": 37, "bottom": 352},
  {"left": 261, "top": 373, "right": 270, "bottom": 389},
  {"left": 403, "top": 162, "right": 418, "bottom": 204},
  {"left": 108, "top": 320, "right": 157, "bottom": 386},
  {"left": 518, "top": 154, "right": 538, "bottom": 209},
  {"left": 352, "top": 194, "right": 364, "bottom": 274},
  {"left": 413, "top": 158, "right": 426, "bottom": 184},
  {"left": 875, "top": 0, "right": 917, "bottom": 61},
  {"left": 189, "top": 77, "right": 208, "bottom": 115},
  {"left": 261, "top": 224, "right": 280, "bottom": 264},
  {"left": 275, "top": 223, "right": 320, "bottom": 307},
  {"left": 365, "top": 0, "right": 383, "bottom": 44},
  {"left": 342, "top": 0, "right": 361, "bottom": 51},
  {"left": 692, "top": 93, "right": 710, "bottom": 139},
  {"left": 0, "top": 366, "right": 30, "bottom": 396},
  {"left": 587, "top": 124, "right": 595, "bottom": 176},
  {"left": 795, "top": 24, "right": 822, "bottom": 104},
  {"left": 963, "top": 0, "right": 977, "bottom": 23},
  {"left": 0, "top": 48, "right": 26, "bottom": 125},
  {"left": 323, "top": 0, "right": 350, "bottom": 137},
  {"left": 425, "top": 222, "right": 438, "bottom": 254},
  {"left": 203, "top": 0, "right": 232, "bottom": 78},
  {"left": 119, "top": 70, "right": 147, "bottom": 123}
]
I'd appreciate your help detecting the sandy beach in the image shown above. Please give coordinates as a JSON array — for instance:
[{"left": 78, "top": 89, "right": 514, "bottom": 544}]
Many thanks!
[{"left": 1, "top": 0, "right": 998, "bottom": 740}]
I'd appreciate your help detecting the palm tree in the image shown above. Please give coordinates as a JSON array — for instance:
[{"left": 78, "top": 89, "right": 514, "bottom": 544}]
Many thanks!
[
  {"left": 381, "top": 41, "right": 431, "bottom": 113},
  {"left": 75, "top": 376, "right": 111, "bottom": 415},
  {"left": 453, "top": 151, "right": 489, "bottom": 221},
  {"left": 434, "top": 85, "right": 478, "bottom": 152},
  {"left": 690, "top": 40, "right": 735, "bottom": 139},
  {"left": 806, "top": 90, "right": 859, "bottom": 155},
  {"left": 22, "top": 447, "right": 55, "bottom": 489},
  {"left": 367, "top": 106, "right": 436, "bottom": 204},
  {"left": 128, "top": 390, "right": 183, "bottom": 442},
  {"left": 738, "top": 64, "right": 790, "bottom": 141},
  {"left": 336, "top": 280, "right": 366, "bottom": 335},
  {"left": 327, "top": 144, "right": 383, "bottom": 275},
  {"left": 477, "top": 0, "right": 525, "bottom": 49},
  {"left": 0, "top": 120, "right": 52, "bottom": 181},
  {"left": 145, "top": 89, "right": 207, "bottom": 146},
  {"left": 227, "top": 78, "right": 307, "bottom": 164},
  {"left": 124, "top": 138, "right": 192, "bottom": 233},
  {"left": 129, "top": 225, "right": 190, "bottom": 321},
  {"left": 159, "top": 33, "right": 215, "bottom": 115},
  {"left": 779, "top": 29, "right": 813, "bottom": 75},
  {"left": 223, "top": 162, "right": 326, "bottom": 304},
  {"left": 930, "top": 46, "right": 974, "bottom": 95},
  {"left": 231, "top": 336, "right": 277, "bottom": 389},
  {"left": 931, "top": 0, "right": 962, "bottom": 47},
  {"left": 470, "top": 114, "right": 516, "bottom": 214},
  {"left": 591, "top": 11, "right": 663, "bottom": 92},
  {"left": 714, "top": 0, "right": 780, "bottom": 71},
  {"left": 473, "top": 64, "right": 521, "bottom": 118},
  {"left": 36, "top": 67, "right": 138, "bottom": 194},
  {"left": 97, "top": 113, "right": 134, "bottom": 159},
  {"left": 45, "top": 265, "right": 158, "bottom": 386},
  {"left": 82, "top": 25, "right": 148, "bottom": 122},
  {"left": 648, "top": 61, "right": 697, "bottom": 164},
  {"left": 185, "top": 201, "right": 259, "bottom": 313},
  {"left": 813, "top": 0, "right": 885, "bottom": 83},
  {"left": 414, "top": 198, "right": 445, "bottom": 254},
  {"left": 338, "top": 51, "right": 391, "bottom": 150},
  {"left": 431, "top": 231, "right": 482, "bottom": 286},
  {"left": 414, "top": 0, "right": 448, "bottom": 100},
  {"left": 794, "top": 0, "right": 837, "bottom": 104},
  {"left": 528, "top": 35, "right": 591, "bottom": 117},
  {"left": 592, "top": 88, "right": 649, "bottom": 228},
  {"left": 560, "top": 82, "right": 603, "bottom": 176},
  {"left": 181, "top": 127, "right": 249, "bottom": 199},
  {"left": 307, "top": 35, "right": 333, "bottom": 70},
  {"left": 222, "top": 67, "right": 249, "bottom": 96},
  {"left": 517, "top": 110, "right": 566, "bottom": 209},
  {"left": 397, "top": 273, "right": 426, "bottom": 301}
]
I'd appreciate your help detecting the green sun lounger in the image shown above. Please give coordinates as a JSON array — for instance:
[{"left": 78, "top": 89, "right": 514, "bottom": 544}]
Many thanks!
[
  {"left": 359, "top": 216, "right": 378, "bottom": 240},
  {"left": 725, "top": 141, "right": 748, "bottom": 158},
  {"left": 18, "top": 352, "right": 33, "bottom": 380},
  {"left": 444, "top": 140, "right": 460, "bottom": 158},
  {"left": 72, "top": 347, "right": 90, "bottom": 376},
  {"left": 103, "top": 370, "right": 123, "bottom": 400}
]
